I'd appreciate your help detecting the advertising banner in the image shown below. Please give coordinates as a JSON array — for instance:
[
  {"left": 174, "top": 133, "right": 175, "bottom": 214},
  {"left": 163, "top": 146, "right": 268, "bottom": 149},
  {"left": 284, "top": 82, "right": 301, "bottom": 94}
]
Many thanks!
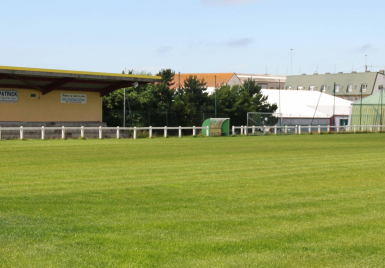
[
  {"left": 61, "top": 93, "right": 87, "bottom": 104},
  {"left": 0, "top": 90, "right": 18, "bottom": 102}
]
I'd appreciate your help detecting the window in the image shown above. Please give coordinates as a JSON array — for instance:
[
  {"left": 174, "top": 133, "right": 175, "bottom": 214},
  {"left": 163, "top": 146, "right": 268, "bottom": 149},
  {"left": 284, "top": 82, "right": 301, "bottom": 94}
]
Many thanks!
[
  {"left": 309, "top": 86, "right": 316, "bottom": 91},
  {"left": 348, "top": 97, "right": 354, "bottom": 101},
  {"left": 321, "top": 85, "right": 327, "bottom": 92},
  {"left": 347, "top": 84, "right": 353, "bottom": 93},
  {"left": 297, "top": 86, "right": 304, "bottom": 90},
  {"left": 286, "top": 86, "right": 292, "bottom": 90},
  {"left": 361, "top": 84, "right": 368, "bottom": 93},
  {"left": 340, "top": 119, "right": 348, "bottom": 126},
  {"left": 334, "top": 84, "right": 340, "bottom": 93}
]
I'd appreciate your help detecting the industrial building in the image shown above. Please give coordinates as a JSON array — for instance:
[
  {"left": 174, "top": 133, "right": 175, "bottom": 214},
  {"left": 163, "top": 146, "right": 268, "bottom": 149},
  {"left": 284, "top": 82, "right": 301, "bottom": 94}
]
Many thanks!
[
  {"left": 171, "top": 73, "right": 286, "bottom": 94},
  {"left": 284, "top": 70, "right": 385, "bottom": 101},
  {"left": 0, "top": 66, "right": 160, "bottom": 127},
  {"left": 261, "top": 89, "right": 352, "bottom": 127}
]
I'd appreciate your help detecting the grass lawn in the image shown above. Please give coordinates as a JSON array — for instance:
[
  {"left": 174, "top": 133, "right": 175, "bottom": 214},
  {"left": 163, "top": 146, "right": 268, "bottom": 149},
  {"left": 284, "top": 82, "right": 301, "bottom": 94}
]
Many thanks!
[{"left": 1, "top": 134, "right": 385, "bottom": 267}]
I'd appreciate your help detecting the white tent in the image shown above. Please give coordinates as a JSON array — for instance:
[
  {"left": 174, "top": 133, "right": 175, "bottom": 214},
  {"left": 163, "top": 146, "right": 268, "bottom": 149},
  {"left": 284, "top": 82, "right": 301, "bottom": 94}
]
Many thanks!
[{"left": 261, "top": 89, "right": 352, "bottom": 126}]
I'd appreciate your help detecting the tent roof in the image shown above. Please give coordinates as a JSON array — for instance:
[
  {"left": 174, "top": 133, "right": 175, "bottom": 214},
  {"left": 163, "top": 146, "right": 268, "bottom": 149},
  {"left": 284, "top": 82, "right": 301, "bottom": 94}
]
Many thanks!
[
  {"left": 352, "top": 90, "right": 385, "bottom": 105},
  {"left": 0, "top": 66, "right": 161, "bottom": 97},
  {"left": 262, "top": 89, "right": 352, "bottom": 118}
]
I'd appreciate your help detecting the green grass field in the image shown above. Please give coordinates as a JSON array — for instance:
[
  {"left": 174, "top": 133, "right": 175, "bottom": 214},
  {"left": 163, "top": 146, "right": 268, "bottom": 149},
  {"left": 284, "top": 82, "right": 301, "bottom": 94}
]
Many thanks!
[{"left": 1, "top": 134, "right": 385, "bottom": 267}]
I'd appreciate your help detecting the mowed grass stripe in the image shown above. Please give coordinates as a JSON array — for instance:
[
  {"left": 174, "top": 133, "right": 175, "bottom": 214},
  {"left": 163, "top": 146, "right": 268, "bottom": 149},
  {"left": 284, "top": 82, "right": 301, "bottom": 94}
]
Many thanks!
[{"left": 1, "top": 134, "right": 385, "bottom": 267}]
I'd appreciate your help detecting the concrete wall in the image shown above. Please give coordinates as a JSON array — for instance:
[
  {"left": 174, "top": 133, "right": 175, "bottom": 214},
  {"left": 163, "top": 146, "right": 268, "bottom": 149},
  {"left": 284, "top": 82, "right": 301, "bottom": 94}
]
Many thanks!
[{"left": 0, "top": 88, "right": 102, "bottom": 122}]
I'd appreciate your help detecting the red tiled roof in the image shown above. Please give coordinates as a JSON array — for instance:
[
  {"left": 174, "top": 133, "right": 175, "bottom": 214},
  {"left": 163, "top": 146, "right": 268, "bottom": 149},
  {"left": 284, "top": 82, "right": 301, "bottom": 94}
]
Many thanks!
[{"left": 170, "top": 73, "right": 236, "bottom": 89}]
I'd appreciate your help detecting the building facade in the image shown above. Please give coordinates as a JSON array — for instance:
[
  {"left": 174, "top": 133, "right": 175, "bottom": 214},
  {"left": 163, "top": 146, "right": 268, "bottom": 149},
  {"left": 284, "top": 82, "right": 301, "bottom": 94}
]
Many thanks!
[
  {"left": 0, "top": 66, "right": 160, "bottom": 125},
  {"left": 284, "top": 71, "right": 385, "bottom": 102}
]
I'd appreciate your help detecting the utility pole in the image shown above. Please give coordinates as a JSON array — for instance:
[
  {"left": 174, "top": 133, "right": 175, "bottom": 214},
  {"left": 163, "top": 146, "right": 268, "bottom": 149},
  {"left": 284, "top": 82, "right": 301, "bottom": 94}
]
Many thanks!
[
  {"left": 215, "top": 75, "right": 217, "bottom": 118},
  {"left": 290, "top": 49, "right": 293, "bottom": 76},
  {"left": 247, "top": 77, "right": 250, "bottom": 93}
]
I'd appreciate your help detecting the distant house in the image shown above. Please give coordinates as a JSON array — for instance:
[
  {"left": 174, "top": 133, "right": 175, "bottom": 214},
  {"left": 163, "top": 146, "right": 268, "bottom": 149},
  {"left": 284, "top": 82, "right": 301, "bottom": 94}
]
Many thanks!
[
  {"left": 285, "top": 70, "right": 385, "bottom": 102},
  {"left": 170, "top": 73, "right": 287, "bottom": 94},
  {"left": 170, "top": 73, "right": 240, "bottom": 94},
  {"left": 236, "top": 74, "right": 286, "bottom": 89}
]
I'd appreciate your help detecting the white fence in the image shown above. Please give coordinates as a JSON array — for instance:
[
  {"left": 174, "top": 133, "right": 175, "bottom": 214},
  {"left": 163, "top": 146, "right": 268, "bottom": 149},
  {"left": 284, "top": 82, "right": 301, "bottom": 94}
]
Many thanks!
[
  {"left": 233, "top": 125, "right": 385, "bottom": 135},
  {"left": 0, "top": 126, "right": 209, "bottom": 140},
  {"left": 0, "top": 125, "right": 384, "bottom": 140}
]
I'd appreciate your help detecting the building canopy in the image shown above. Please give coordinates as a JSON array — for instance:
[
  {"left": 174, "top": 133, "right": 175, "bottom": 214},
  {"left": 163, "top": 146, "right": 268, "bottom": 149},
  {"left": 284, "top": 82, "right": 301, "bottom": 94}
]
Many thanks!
[{"left": 0, "top": 66, "right": 161, "bottom": 97}]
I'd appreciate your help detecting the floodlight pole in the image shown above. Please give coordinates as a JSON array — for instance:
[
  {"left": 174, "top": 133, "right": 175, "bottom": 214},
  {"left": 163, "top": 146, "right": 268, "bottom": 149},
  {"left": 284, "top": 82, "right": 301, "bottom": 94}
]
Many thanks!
[
  {"left": 360, "top": 85, "right": 363, "bottom": 129},
  {"left": 178, "top": 72, "right": 181, "bottom": 96},
  {"left": 248, "top": 77, "right": 250, "bottom": 94},
  {"left": 333, "top": 82, "right": 336, "bottom": 127},
  {"left": 381, "top": 87, "right": 383, "bottom": 127},
  {"left": 123, "top": 88, "right": 126, "bottom": 127},
  {"left": 215, "top": 75, "right": 217, "bottom": 118},
  {"left": 291, "top": 49, "right": 293, "bottom": 76}
]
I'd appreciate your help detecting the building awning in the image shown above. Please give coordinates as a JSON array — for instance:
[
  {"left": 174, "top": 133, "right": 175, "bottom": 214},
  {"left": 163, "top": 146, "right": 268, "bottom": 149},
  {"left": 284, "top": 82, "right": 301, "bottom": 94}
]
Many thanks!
[{"left": 0, "top": 66, "right": 161, "bottom": 97}]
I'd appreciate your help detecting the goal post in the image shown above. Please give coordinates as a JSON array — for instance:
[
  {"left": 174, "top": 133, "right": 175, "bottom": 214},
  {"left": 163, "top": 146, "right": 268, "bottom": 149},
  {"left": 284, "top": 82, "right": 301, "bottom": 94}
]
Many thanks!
[{"left": 247, "top": 112, "right": 282, "bottom": 135}]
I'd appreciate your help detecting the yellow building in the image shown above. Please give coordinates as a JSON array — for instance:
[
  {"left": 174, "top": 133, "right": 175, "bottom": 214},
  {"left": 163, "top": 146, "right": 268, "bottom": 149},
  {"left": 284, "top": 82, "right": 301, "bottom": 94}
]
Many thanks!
[{"left": 0, "top": 66, "right": 160, "bottom": 125}]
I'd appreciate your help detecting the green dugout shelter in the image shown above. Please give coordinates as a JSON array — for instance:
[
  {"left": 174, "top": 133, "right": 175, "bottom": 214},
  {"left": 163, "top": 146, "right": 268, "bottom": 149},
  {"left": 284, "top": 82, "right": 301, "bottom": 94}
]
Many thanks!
[{"left": 202, "top": 118, "right": 230, "bottom": 136}]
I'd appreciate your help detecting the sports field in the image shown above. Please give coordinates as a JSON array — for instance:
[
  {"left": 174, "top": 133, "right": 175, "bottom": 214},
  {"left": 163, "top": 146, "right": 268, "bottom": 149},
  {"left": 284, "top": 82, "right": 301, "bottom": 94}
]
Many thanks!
[{"left": 1, "top": 134, "right": 385, "bottom": 267}]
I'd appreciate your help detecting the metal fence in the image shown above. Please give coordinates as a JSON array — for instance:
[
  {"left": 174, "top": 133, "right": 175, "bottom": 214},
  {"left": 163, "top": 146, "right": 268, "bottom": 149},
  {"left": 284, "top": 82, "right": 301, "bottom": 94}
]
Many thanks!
[{"left": 103, "top": 110, "right": 229, "bottom": 127}]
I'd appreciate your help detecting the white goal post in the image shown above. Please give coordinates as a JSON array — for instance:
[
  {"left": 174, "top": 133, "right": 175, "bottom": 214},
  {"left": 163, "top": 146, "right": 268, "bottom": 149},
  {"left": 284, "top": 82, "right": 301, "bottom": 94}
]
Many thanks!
[{"left": 247, "top": 112, "right": 283, "bottom": 135}]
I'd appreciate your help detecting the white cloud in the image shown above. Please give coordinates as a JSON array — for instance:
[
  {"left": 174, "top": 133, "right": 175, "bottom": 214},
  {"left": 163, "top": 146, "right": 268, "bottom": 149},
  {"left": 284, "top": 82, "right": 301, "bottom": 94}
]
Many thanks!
[
  {"left": 202, "top": 0, "right": 262, "bottom": 6},
  {"left": 156, "top": 46, "right": 173, "bottom": 55},
  {"left": 226, "top": 38, "right": 254, "bottom": 47}
]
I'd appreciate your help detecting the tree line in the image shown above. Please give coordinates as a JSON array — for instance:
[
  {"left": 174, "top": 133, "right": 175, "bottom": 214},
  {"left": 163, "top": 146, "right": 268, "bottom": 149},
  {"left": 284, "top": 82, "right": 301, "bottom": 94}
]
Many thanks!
[{"left": 102, "top": 69, "right": 277, "bottom": 127}]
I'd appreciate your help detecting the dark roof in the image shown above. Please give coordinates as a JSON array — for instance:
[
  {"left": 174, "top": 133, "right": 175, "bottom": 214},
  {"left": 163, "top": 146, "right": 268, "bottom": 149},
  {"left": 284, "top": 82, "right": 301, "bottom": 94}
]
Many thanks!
[{"left": 0, "top": 66, "right": 161, "bottom": 97}]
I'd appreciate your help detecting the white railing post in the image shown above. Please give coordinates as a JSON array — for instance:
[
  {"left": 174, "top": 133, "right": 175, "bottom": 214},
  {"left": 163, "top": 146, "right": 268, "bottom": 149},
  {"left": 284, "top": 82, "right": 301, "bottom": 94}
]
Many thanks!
[
  {"left": 193, "top": 126, "right": 196, "bottom": 136},
  {"left": 206, "top": 126, "right": 209, "bottom": 137},
  {"left": 81, "top": 126, "right": 84, "bottom": 138},
  {"left": 61, "top": 126, "right": 65, "bottom": 139},
  {"left": 252, "top": 126, "right": 255, "bottom": 134},
  {"left": 318, "top": 125, "right": 321, "bottom": 134},
  {"left": 0, "top": 126, "right": 1, "bottom": 140},
  {"left": 295, "top": 125, "right": 298, "bottom": 134},
  {"left": 117, "top": 126, "right": 120, "bottom": 139},
  {"left": 298, "top": 125, "right": 301, "bottom": 135},
  {"left": 133, "top": 127, "right": 137, "bottom": 140},
  {"left": 245, "top": 126, "right": 248, "bottom": 136},
  {"left": 41, "top": 126, "right": 45, "bottom": 140},
  {"left": 285, "top": 125, "right": 288, "bottom": 134},
  {"left": 240, "top": 126, "right": 243, "bottom": 135},
  {"left": 378, "top": 125, "right": 381, "bottom": 132},
  {"left": 20, "top": 126, "right": 23, "bottom": 140},
  {"left": 99, "top": 126, "right": 102, "bottom": 139},
  {"left": 179, "top": 126, "right": 182, "bottom": 138},
  {"left": 274, "top": 125, "right": 277, "bottom": 135},
  {"left": 164, "top": 126, "right": 167, "bottom": 138},
  {"left": 263, "top": 126, "right": 266, "bottom": 135},
  {"left": 327, "top": 125, "right": 330, "bottom": 133},
  {"left": 308, "top": 125, "right": 311, "bottom": 134},
  {"left": 337, "top": 126, "right": 340, "bottom": 133},
  {"left": 354, "top": 125, "right": 357, "bottom": 133},
  {"left": 149, "top": 126, "right": 152, "bottom": 138},
  {"left": 370, "top": 125, "right": 373, "bottom": 132},
  {"left": 232, "top": 125, "right": 235, "bottom": 136}
]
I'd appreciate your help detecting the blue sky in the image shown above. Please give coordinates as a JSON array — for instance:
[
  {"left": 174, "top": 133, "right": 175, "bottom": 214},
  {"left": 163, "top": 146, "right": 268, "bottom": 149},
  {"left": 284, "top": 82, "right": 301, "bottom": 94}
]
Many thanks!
[{"left": 1, "top": 0, "right": 384, "bottom": 75}]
